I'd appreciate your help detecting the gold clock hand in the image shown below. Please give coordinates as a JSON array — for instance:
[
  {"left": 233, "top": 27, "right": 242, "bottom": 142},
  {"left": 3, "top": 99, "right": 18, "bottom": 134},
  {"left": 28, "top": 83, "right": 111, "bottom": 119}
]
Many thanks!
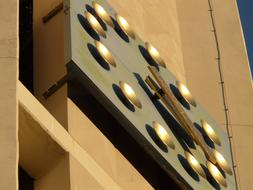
[{"left": 146, "top": 66, "right": 216, "bottom": 164}]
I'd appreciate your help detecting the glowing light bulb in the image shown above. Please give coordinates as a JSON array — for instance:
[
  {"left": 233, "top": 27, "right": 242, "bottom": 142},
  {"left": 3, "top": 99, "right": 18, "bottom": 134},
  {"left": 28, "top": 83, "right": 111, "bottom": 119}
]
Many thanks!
[
  {"left": 95, "top": 41, "right": 116, "bottom": 67},
  {"left": 180, "top": 84, "right": 190, "bottom": 96},
  {"left": 99, "top": 44, "right": 109, "bottom": 55},
  {"left": 145, "top": 42, "right": 166, "bottom": 68},
  {"left": 206, "top": 161, "right": 227, "bottom": 187},
  {"left": 119, "top": 81, "right": 142, "bottom": 108},
  {"left": 216, "top": 151, "right": 225, "bottom": 163},
  {"left": 120, "top": 19, "right": 127, "bottom": 27},
  {"left": 157, "top": 126, "right": 167, "bottom": 140},
  {"left": 201, "top": 120, "right": 221, "bottom": 145},
  {"left": 206, "top": 123, "right": 215, "bottom": 135},
  {"left": 213, "top": 149, "right": 233, "bottom": 175},
  {"left": 189, "top": 155, "right": 198, "bottom": 166},
  {"left": 175, "top": 81, "right": 197, "bottom": 107},
  {"left": 85, "top": 11, "right": 106, "bottom": 38},
  {"left": 90, "top": 15, "right": 97, "bottom": 25},
  {"left": 97, "top": 5, "right": 106, "bottom": 15},
  {"left": 211, "top": 164, "right": 220, "bottom": 177},
  {"left": 150, "top": 46, "right": 159, "bottom": 56},
  {"left": 92, "top": 2, "right": 114, "bottom": 27},
  {"left": 185, "top": 151, "right": 206, "bottom": 178},
  {"left": 116, "top": 14, "right": 135, "bottom": 39},
  {"left": 152, "top": 122, "right": 175, "bottom": 149},
  {"left": 124, "top": 83, "right": 135, "bottom": 97}
]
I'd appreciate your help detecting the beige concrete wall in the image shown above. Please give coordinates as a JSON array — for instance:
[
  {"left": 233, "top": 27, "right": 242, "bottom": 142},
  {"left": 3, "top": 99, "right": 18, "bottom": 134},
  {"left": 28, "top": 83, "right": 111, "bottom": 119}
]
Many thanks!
[
  {"left": 211, "top": 1, "right": 253, "bottom": 189},
  {"left": 69, "top": 156, "right": 104, "bottom": 190},
  {"left": 35, "top": 156, "right": 70, "bottom": 190},
  {"left": 33, "top": 0, "right": 68, "bottom": 128},
  {"left": 18, "top": 82, "right": 122, "bottom": 190},
  {"left": 19, "top": 101, "right": 70, "bottom": 190},
  {"left": 68, "top": 99, "right": 153, "bottom": 190},
  {"left": 0, "top": 0, "right": 18, "bottom": 189}
]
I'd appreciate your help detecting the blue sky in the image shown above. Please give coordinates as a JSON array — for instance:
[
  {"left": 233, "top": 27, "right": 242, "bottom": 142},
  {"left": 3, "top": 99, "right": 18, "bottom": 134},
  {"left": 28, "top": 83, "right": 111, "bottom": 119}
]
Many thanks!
[{"left": 237, "top": 0, "right": 253, "bottom": 77}]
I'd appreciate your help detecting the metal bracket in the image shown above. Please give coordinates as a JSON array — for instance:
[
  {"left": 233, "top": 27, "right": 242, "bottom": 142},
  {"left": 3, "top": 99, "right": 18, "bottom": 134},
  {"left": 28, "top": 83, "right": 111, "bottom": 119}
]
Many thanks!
[
  {"left": 42, "top": 2, "right": 64, "bottom": 23},
  {"left": 43, "top": 74, "right": 69, "bottom": 99}
]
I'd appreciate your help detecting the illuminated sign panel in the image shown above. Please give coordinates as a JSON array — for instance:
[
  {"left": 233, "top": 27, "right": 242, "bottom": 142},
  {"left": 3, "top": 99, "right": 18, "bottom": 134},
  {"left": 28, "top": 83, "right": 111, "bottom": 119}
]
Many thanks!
[{"left": 64, "top": 0, "right": 236, "bottom": 189}]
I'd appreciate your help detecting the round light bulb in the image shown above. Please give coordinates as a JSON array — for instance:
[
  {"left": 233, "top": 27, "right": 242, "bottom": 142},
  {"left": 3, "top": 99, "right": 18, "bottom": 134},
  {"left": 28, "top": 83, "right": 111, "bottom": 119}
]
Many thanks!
[
  {"left": 152, "top": 121, "right": 175, "bottom": 149},
  {"left": 116, "top": 14, "right": 135, "bottom": 39},
  {"left": 92, "top": 2, "right": 114, "bottom": 27},
  {"left": 85, "top": 11, "right": 106, "bottom": 38},
  {"left": 145, "top": 42, "right": 166, "bottom": 68},
  {"left": 201, "top": 120, "right": 221, "bottom": 146},
  {"left": 206, "top": 161, "right": 227, "bottom": 187},
  {"left": 118, "top": 16, "right": 128, "bottom": 27},
  {"left": 175, "top": 81, "right": 197, "bottom": 107},
  {"left": 150, "top": 46, "right": 159, "bottom": 56},
  {"left": 184, "top": 151, "right": 206, "bottom": 178},
  {"left": 119, "top": 81, "right": 142, "bottom": 108},
  {"left": 95, "top": 41, "right": 116, "bottom": 67},
  {"left": 213, "top": 149, "right": 232, "bottom": 175}
]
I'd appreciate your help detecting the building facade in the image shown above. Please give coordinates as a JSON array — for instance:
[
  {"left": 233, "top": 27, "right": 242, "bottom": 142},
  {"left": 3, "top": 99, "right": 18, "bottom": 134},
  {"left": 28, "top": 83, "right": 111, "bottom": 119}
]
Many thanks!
[{"left": 0, "top": 0, "right": 252, "bottom": 189}]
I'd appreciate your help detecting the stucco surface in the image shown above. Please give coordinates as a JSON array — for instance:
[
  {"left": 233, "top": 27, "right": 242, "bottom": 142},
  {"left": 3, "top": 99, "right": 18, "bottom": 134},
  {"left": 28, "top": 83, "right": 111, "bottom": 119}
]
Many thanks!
[
  {"left": 211, "top": 1, "right": 253, "bottom": 189},
  {"left": 18, "top": 82, "right": 122, "bottom": 190},
  {"left": 68, "top": 99, "right": 154, "bottom": 190},
  {"left": 34, "top": 0, "right": 68, "bottom": 128},
  {"left": 0, "top": 0, "right": 18, "bottom": 189}
]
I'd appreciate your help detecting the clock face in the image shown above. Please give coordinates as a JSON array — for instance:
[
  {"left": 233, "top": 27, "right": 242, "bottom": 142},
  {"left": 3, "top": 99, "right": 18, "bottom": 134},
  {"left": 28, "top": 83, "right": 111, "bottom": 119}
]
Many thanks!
[{"left": 65, "top": 0, "right": 236, "bottom": 189}]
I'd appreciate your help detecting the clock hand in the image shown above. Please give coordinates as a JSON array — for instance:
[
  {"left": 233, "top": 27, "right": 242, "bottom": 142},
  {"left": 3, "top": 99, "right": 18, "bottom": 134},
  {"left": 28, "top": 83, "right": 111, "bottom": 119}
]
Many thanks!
[{"left": 146, "top": 66, "right": 216, "bottom": 164}]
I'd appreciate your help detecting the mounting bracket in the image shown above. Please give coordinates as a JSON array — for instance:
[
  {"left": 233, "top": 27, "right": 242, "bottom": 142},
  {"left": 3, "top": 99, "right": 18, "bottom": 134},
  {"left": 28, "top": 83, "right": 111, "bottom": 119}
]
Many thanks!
[
  {"left": 43, "top": 73, "right": 69, "bottom": 99},
  {"left": 42, "top": 2, "right": 64, "bottom": 23}
]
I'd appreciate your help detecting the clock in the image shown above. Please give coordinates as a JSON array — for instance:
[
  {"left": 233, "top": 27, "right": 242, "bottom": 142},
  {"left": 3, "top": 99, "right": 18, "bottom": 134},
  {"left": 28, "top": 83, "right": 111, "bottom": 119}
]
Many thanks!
[{"left": 64, "top": 0, "right": 236, "bottom": 189}]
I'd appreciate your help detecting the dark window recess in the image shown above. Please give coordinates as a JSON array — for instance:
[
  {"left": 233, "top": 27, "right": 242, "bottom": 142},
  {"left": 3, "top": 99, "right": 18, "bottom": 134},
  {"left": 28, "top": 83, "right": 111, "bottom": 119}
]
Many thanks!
[
  {"left": 19, "top": 0, "right": 34, "bottom": 93},
  {"left": 19, "top": 166, "right": 34, "bottom": 190}
]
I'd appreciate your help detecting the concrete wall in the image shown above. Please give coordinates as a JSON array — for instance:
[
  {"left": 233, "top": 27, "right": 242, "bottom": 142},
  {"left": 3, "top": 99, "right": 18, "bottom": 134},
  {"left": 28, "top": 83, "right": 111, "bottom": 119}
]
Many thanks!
[
  {"left": 35, "top": 156, "right": 70, "bottom": 190},
  {"left": 206, "top": 1, "right": 253, "bottom": 189},
  {"left": 0, "top": 0, "right": 19, "bottom": 190},
  {"left": 19, "top": 101, "right": 71, "bottom": 190},
  {"left": 67, "top": 99, "right": 153, "bottom": 189},
  {"left": 33, "top": 0, "right": 68, "bottom": 128},
  {"left": 18, "top": 82, "right": 122, "bottom": 190}
]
